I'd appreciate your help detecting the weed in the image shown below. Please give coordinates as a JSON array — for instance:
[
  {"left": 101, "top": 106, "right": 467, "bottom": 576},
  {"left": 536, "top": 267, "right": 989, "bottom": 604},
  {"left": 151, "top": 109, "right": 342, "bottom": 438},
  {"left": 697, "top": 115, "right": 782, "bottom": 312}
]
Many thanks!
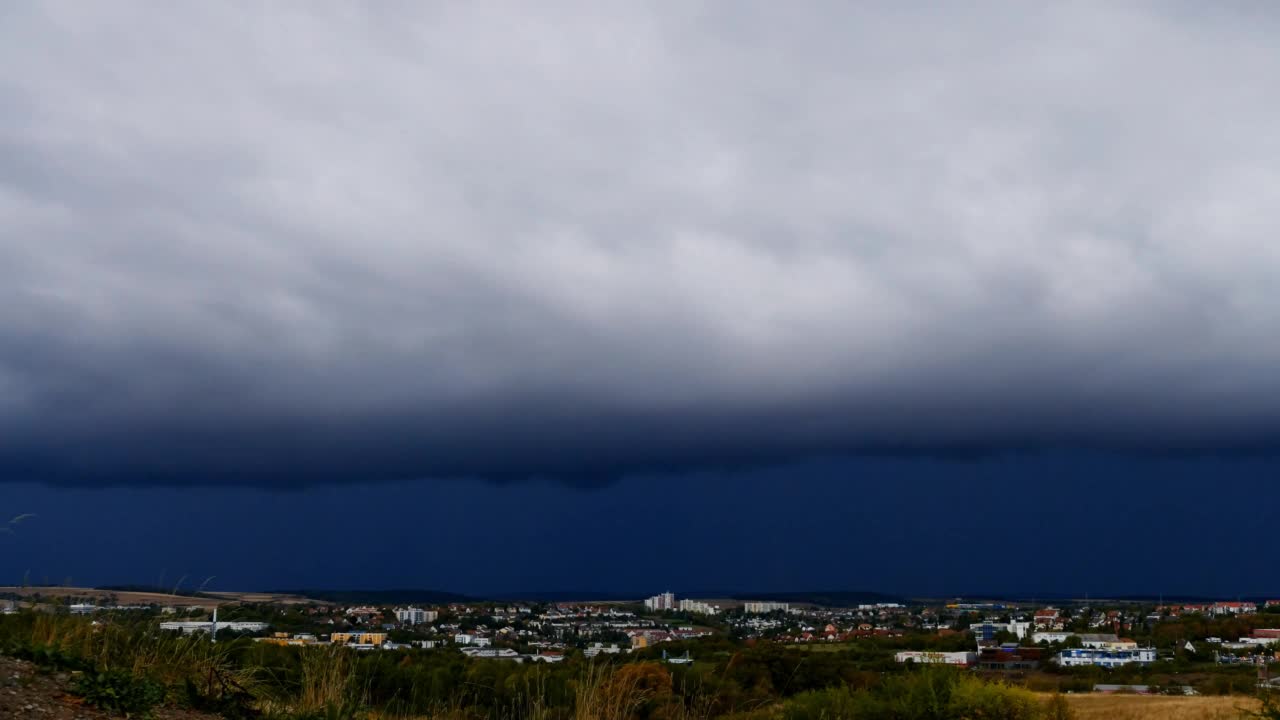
[{"left": 72, "top": 669, "right": 166, "bottom": 718}]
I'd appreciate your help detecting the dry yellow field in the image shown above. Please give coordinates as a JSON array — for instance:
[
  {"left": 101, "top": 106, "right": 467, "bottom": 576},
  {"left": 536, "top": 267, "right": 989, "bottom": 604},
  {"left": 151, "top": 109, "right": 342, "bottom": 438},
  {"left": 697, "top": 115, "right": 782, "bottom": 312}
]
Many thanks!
[
  {"left": 0, "top": 586, "right": 322, "bottom": 607},
  {"left": 1061, "top": 693, "right": 1259, "bottom": 720}
]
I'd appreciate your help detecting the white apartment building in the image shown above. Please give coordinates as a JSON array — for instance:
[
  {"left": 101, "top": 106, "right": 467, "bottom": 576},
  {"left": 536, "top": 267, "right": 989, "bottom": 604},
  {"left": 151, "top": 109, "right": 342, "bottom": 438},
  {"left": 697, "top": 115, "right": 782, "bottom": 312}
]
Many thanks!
[
  {"left": 584, "top": 643, "right": 624, "bottom": 657},
  {"left": 1212, "top": 602, "right": 1257, "bottom": 616},
  {"left": 678, "top": 599, "right": 718, "bottom": 615},
  {"left": 644, "top": 592, "right": 677, "bottom": 611},
  {"left": 1058, "top": 648, "right": 1156, "bottom": 667},
  {"left": 159, "top": 621, "right": 269, "bottom": 635},
  {"left": 1033, "top": 632, "right": 1135, "bottom": 650},
  {"left": 454, "top": 633, "right": 492, "bottom": 647},
  {"left": 396, "top": 607, "right": 438, "bottom": 625}
]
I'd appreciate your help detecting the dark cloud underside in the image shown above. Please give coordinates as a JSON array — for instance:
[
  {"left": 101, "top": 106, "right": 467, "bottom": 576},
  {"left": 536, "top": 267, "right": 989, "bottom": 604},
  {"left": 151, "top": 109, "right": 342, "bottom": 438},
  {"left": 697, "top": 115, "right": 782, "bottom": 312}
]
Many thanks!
[{"left": 3, "top": 2, "right": 1280, "bottom": 486}]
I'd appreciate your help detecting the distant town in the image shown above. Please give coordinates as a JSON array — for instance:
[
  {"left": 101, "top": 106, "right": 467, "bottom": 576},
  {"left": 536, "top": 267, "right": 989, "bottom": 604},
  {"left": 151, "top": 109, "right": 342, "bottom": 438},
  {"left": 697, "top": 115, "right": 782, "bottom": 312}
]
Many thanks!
[{"left": 4, "top": 587, "right": 1278, "bottom": 691}]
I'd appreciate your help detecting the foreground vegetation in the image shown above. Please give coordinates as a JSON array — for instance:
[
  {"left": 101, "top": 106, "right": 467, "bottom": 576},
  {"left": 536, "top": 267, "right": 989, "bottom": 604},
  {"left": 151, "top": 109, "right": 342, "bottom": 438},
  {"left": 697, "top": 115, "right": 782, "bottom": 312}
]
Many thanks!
[{"left": 1, "top": 612, "right": 1275, "bottom": 719}]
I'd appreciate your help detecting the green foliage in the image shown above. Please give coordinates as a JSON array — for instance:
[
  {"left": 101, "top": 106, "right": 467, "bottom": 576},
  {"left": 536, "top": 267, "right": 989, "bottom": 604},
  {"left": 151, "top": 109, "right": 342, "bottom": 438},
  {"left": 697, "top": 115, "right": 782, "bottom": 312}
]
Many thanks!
[
  {"left": 782, "top": 686, "right": 864, "bottom": 720},
  {"left": 6, "top": 642, "right": 93, "bottom": 671},
  {"left": 947, "top": 674, "right": 1044, "bottom": 719},
  {"left": 781, "top": 668, "right": 1054, "bottom": 720},
  {"left": 72, "top": 670, "right": 166, "bottom": 718}
]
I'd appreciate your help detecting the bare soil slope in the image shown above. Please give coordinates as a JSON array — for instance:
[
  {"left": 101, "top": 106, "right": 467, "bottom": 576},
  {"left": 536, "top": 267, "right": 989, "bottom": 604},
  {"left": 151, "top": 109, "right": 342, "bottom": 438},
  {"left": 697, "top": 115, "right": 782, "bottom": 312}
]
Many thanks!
[{"left": 0, "top": 655, "right": 220, "bottom": 720}]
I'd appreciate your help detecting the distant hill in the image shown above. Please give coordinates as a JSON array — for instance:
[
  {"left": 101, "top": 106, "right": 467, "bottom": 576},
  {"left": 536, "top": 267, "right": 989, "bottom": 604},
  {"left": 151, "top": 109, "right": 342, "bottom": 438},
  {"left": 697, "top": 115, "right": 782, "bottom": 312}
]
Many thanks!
[
  {"left": 935, "top": 593, "right": 1235, "bottom": 604},
  {"left": 270, "top": 589, "right": 472, "bottom": 605},
  {"left": 490, "top": 590, "right": 907, "bottom": 605},
  {"left": 486, "top": 590, "right": 907, "bottom": 606},
  {"left": 731, "top": 590, "right": 905, "bottom": 607},
  {"left": 264, "top": 589, "right": 905, "bottom": 606},
  {"left": 488, "top": 590, "right": 645, "bottom": 602},
  {"left": 99, "top": 584, "right": 213, "bottom": 598}
]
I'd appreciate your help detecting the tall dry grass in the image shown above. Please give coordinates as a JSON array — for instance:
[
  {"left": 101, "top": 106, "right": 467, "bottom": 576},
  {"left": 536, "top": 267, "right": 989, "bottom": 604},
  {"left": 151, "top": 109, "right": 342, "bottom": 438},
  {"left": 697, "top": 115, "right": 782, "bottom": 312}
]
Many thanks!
[
  {"left": 1061, "top": 693, "right": 1260, "bottom": 720},
  {"left": 25, "top": 612, "right": 256, "bottom": 697},
  {"left": 298, "top": 645, "right": 359, "bottom": 711},
  {"left": 573, "top": 661, "right": 662, "bottom": 720}
]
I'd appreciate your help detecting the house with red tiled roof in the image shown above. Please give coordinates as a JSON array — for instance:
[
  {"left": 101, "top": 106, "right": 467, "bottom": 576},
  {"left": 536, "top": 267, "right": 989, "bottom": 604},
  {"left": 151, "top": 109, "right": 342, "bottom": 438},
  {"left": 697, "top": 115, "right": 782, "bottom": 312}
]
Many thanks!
[
  {"left": 1212, "top": 601, "right": 1257, "bottom": 616},
  {"left": 1034, "top": 608, "right": 1065, "bottom": 631}
]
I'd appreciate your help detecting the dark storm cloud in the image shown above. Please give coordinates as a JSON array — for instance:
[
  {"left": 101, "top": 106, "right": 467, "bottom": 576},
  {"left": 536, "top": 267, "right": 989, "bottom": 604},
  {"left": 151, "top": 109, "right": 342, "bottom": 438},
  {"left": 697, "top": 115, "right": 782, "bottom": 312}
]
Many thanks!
[{"left": 3, "top": 2, "right": 1280, "bottom": 487}]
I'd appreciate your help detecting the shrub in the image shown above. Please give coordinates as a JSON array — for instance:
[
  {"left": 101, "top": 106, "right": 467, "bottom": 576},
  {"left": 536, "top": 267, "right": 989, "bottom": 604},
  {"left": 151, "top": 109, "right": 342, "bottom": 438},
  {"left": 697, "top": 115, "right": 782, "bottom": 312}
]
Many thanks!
[
  {"left": 72, "top": 670, "right": 167, "bottom": 718},
  {"left": 780, "top": 668, "right": 1052, "bottom": 720},
  {"left": 8, "top": 642, "right": 92, "bottom": 672},
  {"left": 947, "top": 674, "right": 1043, "bottom": 719},
  {"left": 781, "top": 686, "right": 864, "bottom": 720}
]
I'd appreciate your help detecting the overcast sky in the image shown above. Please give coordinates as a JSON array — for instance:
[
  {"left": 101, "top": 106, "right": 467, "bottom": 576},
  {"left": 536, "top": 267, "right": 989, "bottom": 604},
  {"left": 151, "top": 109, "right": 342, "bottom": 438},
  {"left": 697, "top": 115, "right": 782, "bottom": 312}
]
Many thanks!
[{"left": 3, "top": 2, "right": 1280, "bottom": 491}]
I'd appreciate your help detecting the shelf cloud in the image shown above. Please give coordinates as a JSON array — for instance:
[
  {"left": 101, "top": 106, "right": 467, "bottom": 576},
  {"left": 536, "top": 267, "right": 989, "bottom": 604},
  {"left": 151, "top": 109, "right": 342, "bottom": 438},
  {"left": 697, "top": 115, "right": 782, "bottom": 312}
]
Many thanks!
[{"left": 3, "top": 2, "right": 1280, "bottom": 487}]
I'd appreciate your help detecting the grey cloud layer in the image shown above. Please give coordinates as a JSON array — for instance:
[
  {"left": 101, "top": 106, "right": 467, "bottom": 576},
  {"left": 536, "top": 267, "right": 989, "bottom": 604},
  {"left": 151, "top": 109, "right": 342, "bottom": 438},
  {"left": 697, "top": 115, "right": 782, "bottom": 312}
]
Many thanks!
[{"left": 3, "top": 2, "right": 1280, "bottom": 485}]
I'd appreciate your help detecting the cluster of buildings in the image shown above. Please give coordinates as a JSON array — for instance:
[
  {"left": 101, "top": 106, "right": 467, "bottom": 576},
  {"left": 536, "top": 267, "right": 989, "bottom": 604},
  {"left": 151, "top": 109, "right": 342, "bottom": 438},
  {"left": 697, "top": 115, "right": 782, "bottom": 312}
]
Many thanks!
[
  {"left": 583, "top": 642, "right": 625, "bottom": 658},
  {"left": 1161, "top": 601, "right": 1266, "bottom": 617},
  {"left": 239, "top": 598, "right": 713, "bottom": 656},
  {"left": 970, "top": 620, "right": 1031, "bottom": 642},
  {"left": 458, "top": 647, "right": 564, "bottom": 663},
  {"left": 980, "top": 611, "right": 1160, "bottom": 668},
  {"left": 727, "top": 601, "right": 913, "bottom": 642},
  {"left": 678, "top": 599, "right": 719, "bottom": 615},
  {"left": 822, "top": 596, "right": 1280, "bottom": 671},
  {"left": 642, "top": 592, "right": 798, "bottom": 617},
  {"left": 643, "top": 592, "right": 676, "bottom": 611},
  {"left": 159, "top": 620, "right": 270, "bottom": 635},
  {"left": 395, "top": 607, "right": 439, "bottom": 625},
  {"left": 1204, "top": 629, "right": 1280, "bottom": 650},
  {"left": 641, "top": 592, "right": 723, "bottom": 615},
  {"left": 10, "top": 589, "right": 1279, "bottom": 677},
  {"left": 895, "top": 650, "right": 975, "bottom": 666},
  {"left": 742, "top": 601, "right": 791, "bottom": 614},
  {"left": 896, "top": 631, "right": 1159, "bottom": 670},
  {"left": 1031, "top": 632, "right": 1139, "bottom": 648}
]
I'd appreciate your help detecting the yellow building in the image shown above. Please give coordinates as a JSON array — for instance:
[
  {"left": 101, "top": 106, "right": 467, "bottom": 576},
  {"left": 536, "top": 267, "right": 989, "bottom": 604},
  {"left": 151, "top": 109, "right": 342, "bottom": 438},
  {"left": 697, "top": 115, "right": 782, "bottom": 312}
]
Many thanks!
[
  {"left": 330, "top": 632, "right": 387, "bottom": 646},
  {"left": 256, "top": 632, "right": 320, "bottom": 646}
]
